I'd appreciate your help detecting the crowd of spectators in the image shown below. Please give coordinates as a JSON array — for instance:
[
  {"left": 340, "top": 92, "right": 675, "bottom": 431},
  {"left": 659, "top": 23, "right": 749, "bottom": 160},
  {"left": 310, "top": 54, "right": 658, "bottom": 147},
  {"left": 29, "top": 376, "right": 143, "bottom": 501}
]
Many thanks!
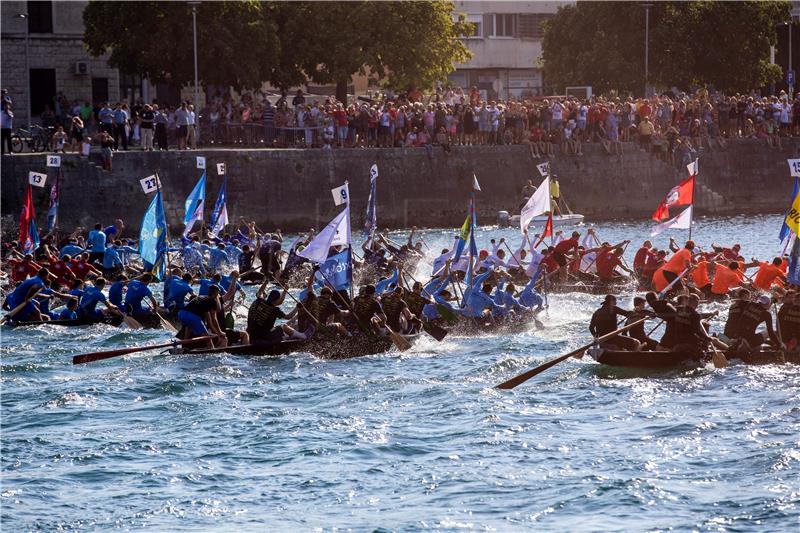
[{"left": 4, "top": 85, "right": 800, "bottom": 171}]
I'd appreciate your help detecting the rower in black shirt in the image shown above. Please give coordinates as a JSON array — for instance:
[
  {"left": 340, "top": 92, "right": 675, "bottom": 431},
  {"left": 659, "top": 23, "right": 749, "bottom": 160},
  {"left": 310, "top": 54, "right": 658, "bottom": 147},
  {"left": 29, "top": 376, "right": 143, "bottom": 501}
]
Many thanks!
[
  {"left": 722, "top": 288, "right": 751, "bottom": 344},
  {"left": 645, "top": 291, "right": 679, "bottom": 350},
  {"left": 178, "top": 285, "right": 226, "bottom": 348},
  {"left": 589, "top": 295, "right": 640, "bottom": 350},
  {"left": 734, "top": 295, "right": 784, "bottom": 350},
  {"left": 777, "top": 291, "right": 800, "bottom": 349},
  {"left": 625, "top": 297, "right": 657, "bottom": 350},
  {"left": 247, "top": 280, "right": 305, "bottom": 345},
  {"left": 671, "top": 294, "right": 716, "bottom": 352}
]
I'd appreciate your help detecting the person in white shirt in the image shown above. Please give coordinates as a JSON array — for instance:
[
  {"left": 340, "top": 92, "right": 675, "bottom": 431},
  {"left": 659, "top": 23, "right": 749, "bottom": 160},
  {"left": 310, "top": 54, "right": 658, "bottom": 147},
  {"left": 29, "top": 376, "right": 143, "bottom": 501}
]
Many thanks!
[{"left": 187, "top": 104, "right": 197, "bottom": 149}]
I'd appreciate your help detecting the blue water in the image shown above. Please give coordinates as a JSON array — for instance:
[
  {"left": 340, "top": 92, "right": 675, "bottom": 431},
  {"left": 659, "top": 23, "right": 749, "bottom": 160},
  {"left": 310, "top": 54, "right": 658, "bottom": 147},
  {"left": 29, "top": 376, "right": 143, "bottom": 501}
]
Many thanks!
[{"left": 2, "top": 215, "right": 799, "bottom": 531}]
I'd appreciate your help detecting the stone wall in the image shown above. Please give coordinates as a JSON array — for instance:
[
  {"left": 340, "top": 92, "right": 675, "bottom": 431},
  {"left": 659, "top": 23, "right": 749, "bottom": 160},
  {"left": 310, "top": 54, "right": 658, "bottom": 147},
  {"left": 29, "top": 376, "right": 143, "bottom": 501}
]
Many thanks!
[{"left": 2, "top": 139, "right": 799, "bottom": 233}]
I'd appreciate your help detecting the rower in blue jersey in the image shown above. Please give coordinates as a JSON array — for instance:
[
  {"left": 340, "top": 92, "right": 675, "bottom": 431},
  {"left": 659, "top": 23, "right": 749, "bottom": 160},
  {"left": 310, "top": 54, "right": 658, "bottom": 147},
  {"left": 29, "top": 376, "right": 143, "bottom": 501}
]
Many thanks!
[
  {"left": 78, "top": 277, "right": 119, "bottom": 319},
  {"left": 206, "top": 243, "right": 229, "bottom": 273},
  {"left": 165, "top": 273, "right": 195, "bottom": 312},
  {"left": 87, "top": 223, "right": 107, "bottom": 265},
  {"left": 58, "top": 299, "right": 79, "bottom": 320},
  {"left": 5, "top": 268, "right": 50, "bottom": 322},
  {"left": 102, "top": 240, "right": 123, "bottom": 277},
  {"left": 463, "top": 282, "right": 506, "bottom": 322},
  {"left": 59, "top": 239, "right": 84, "bottom": 258},
  {"left": 123, "top": 274, "right": 158, "bottom": 316},
  {"left": 108, "top": 274, "right": 128, "bottom": 308},
  {"left": 198, "top": 274, "right": 222, "bottom": 296}
]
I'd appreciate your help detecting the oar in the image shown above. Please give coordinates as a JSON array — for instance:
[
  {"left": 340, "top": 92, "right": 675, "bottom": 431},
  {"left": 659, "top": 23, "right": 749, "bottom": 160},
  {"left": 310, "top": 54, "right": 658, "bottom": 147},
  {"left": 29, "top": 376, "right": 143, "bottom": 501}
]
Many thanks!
[
  {"left": 709, "top": 344, "right": 728, "bottom": 369},
  {"left": 398, "top": 271, "right": 447, "bottom": 342},
  {"left": 72, "top": 335, "right": 216, "bottom": 365},
  {"left": 155, "top": 311, "right": 178, "bottom": 333},
  {"left": 657, "top": 267, "right": 690, "bottom": 299},
  {"left": 272, "top": 275, "right": 336, "bottom": 340},
  {"left": 120, "top": 313, "right": 143, "bottom": 329},
  {"left": 495, "top": 317, "right": 648, "bottom": 390}
]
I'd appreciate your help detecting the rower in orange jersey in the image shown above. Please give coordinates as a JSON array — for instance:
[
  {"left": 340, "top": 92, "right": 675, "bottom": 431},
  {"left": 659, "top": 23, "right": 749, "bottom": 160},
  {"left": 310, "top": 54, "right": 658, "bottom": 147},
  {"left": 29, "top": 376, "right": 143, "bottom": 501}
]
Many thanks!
[
  {"left": 710, "top": 260, "right": 744, "bottom": 298},
  {"left": 751, "top": 257, "right": 787, "bottom": 292}
]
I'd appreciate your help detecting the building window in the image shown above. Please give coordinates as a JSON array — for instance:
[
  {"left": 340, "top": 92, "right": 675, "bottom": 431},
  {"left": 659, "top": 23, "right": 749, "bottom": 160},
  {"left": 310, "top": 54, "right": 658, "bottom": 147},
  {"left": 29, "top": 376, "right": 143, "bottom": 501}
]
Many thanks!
[
  {"left": 27, "top": 1, "right": 53, "bottom": 33},
  {"left": 92, "top": 78, "right": 109, "bottom": 104},
  {"left": 455, "top": 13, "right": 483, "bottom": 39},
  {"left": 518, "top": 14, "right": 553, "bottom": 40},
  {"left": 491, "top": 14, "right": 514, "bottom": 38},
  {"left": 119, "top": 73, "right": 143, "bottom": 104}
]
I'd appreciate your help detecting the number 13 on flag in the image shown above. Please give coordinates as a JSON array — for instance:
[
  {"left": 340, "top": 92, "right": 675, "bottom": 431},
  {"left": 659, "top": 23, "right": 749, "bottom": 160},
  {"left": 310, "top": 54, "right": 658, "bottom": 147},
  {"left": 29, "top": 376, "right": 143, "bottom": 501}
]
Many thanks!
[{"left": 788, "top": 159, "right": 800, "bottom": 178}]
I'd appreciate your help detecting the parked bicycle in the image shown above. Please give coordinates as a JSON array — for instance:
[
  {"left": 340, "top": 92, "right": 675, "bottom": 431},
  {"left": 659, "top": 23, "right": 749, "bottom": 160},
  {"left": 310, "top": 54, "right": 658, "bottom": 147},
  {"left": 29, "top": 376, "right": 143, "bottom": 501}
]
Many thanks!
[{"left": 10, "top": 125, "right": 53, "bottom": 153}]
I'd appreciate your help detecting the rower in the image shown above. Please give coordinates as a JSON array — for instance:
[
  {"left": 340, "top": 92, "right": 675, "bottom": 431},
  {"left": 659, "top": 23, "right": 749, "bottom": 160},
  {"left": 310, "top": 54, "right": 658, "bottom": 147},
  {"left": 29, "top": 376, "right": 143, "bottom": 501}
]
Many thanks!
[
  {"left": 778, "top": 291, "right": 800, "bottom": 349},
  {"left": 589, "top": 295, "right": 640, "bottom": 350},
  {"left": 644, "top": 291, "right": 679, "bottom": 350},
  {"left": 123, "top": 273, "right": 158, "bottom": 317},
  {"left": 752, "top": 257, "right": 787, "bottom": 292},
  {"left": 633, "top": 240, "right": 653, "bottom": 278},
  {"left": 178, "top": 284, "right": 227, "bottom": 348},
  {"left": 595, "top": 244, "right": 633, "bottom": 282},
  {"left": 78, "top": 277, "right": 121, "bottom": 320},
  {"left": 551, "top": 231, "right": 581, "bottom": 282},
  {"left": 165, "top": 273, "right": 195, "bottom": 312},
  {"left": 660, "top": 239, "right": 695, "bottom": 291},
  {"left": 721, "top": 288, "right": 751, "bottom": 345},
  {"left": 732, "top": 295, "right": 784, "bottom": 350},
  {"left": 671, "top": 294, "right": 718, "bottom": 352},
  {"left": 710, "top": 260, "right": 744, "bottom": 298},
  {"left": 381, "top": 285, "right": 416, "bottom": 333},
  {"left": 5, "top": 267, "right": 50, "bottom": 322},
  {"left": 625, "top": 297, "right": 657, "bottom": 350},
  {"left": 463, "top": 278, "right": 506, "bottom": 324},
  {"left": 247, "top": 284, "right": 305, "bottom": 345},
  {"left": 58, "top": 299, "right": 79, "bottom": 321}
]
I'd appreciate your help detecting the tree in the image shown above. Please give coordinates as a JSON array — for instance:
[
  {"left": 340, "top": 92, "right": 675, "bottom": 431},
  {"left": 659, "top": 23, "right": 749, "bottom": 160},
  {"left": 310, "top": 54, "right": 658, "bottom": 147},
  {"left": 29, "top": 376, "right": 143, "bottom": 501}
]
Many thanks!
[
  {"left": 542, "top": 1, "right": 790, "bottom": 95},
  {"left": 83, "top": 1, "right": 470, "bottom": 102}
]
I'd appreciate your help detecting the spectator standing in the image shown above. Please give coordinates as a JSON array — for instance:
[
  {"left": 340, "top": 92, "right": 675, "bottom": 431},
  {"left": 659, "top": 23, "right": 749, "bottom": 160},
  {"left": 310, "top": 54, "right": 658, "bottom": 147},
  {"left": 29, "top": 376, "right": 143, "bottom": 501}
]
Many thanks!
[
  {"left": 140, "top": 104, "right": 154, "bottom": 151},
  {"left": 98, "top": 102, "right": 114, "bottom": 135},
  {"left": 187, "top": 104, "right": 197, "bottom": 149},
  {"left": 175, "top": 102, "right": 190, "bottom": 150},
  {"left": 69, "top": 116, "right": 84, "bottom": 153},
  {"left": 263, "top": 100, "right": 275, "bottom": 146},
  {"left": 113, "top": 103, "right": 129, "bottom": 150},
  {"left": 154, "top": 104, "right": 168, "bottom": 150},
  {"left": 1, "top": 102, "right": 12, "bottom": 155}
]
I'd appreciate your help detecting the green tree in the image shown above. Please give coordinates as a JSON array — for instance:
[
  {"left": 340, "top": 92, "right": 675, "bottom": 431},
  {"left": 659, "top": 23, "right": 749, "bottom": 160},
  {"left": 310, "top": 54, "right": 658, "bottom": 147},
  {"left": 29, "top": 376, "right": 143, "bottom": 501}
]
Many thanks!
[
  {"left": 83, "top": 1, "right": 470, "bottom": 101},
  {"left": 542, "top": 1, "right": 790, "bottom": 94}
]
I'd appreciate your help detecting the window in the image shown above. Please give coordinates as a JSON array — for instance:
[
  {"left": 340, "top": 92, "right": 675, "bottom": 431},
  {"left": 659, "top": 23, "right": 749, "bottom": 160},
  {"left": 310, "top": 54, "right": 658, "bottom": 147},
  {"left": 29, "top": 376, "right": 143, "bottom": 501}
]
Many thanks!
[
  {"left": 518, "top": 14, "right": 552, "bottom": 40},
  {"left": 27, "top": 1, "right": 53, "bottom": 33},
  {"left": 455, "top": 13, "right": 483, "bottom": 39},
  {"left": 491, "top": 14, "right": 515, "bottom": 38},
  {"left": 92, "top": 78, "right": 109, "bottom": 104}
]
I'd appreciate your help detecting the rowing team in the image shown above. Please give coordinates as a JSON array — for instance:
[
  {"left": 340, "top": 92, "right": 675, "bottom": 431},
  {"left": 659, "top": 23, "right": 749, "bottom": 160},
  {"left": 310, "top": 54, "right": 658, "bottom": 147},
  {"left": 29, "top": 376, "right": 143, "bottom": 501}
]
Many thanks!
[{"left": 590, "top": 285, "right": 795, "bottom": 356}]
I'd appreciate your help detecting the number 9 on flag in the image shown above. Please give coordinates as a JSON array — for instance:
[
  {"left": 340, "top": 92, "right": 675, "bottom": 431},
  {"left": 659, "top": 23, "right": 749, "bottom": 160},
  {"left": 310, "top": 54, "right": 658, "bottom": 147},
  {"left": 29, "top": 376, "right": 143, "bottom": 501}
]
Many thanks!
[{"left": 331, "top": 182, "right": 350, "bottom": 206}]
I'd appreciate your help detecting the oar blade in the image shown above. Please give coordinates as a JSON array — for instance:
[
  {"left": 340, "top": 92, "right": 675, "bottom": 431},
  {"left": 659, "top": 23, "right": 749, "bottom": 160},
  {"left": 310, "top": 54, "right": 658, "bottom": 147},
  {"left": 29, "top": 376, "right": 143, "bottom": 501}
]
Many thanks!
[
  {"left": 156, "top": 312, "right": 178, "bottom": 334},
  {"left": 711, "top": 349, "right": 728, "bottom": 369},
  {"left": 121, "top": 315, "right": 143, "bottom": 329},
  {"left": 423, "top": 322, "right": 448, "bottom": 341}
]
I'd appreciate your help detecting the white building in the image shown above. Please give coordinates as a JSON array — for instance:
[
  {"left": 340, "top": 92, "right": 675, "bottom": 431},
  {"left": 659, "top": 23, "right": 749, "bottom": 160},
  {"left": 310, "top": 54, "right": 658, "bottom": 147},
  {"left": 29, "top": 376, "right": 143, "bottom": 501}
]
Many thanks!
[{"left": 448, "top": 1, "right": 571, "bottom": 100}]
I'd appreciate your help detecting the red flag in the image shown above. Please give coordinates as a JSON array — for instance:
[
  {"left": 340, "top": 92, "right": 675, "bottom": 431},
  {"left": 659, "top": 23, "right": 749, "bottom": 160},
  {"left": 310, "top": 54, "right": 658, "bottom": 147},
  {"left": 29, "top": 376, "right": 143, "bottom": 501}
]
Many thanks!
[
  {"left": 652, "top": 175, "right": 694, "bottom": 221},
  {"left": 19, "top": 185, "right": 35, "bottom": 245},
  {"left": 534, "top": 212, "right": 553, "bottom": 248}
]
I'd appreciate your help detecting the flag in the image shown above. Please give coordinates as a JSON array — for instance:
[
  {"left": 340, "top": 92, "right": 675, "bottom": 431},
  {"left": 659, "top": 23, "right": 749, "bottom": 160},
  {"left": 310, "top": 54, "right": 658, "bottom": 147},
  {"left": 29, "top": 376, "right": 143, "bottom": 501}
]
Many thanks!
[
  {"left": 472, "top": 173, "right": 481, "bottom": 191},
  {"left": 47, "top": 169, "right": 60, "bottom": 232},
  {"left": 536, "top": 161, "right": 550, "bottom": 177},
  {"left": 652, "top": 175, "right": 694, "bottom": 221},
  {"left": 686, "top": 159, "right": 698, "bottom": 177},
  {"left": 139, "top": 174, "right": 161, "bottom": 194},
  {"left": 19, "top": 185, "right": 39, "bottom": 254},
  {"left": 788, "top": 237, "right": 800, "bottom": 286},
  {"left": 317, "top": 248, "right": 352, "bottom": 291},
  {"left": 139, "top": 188, "right": 168, "bottom": 280},
  {"left": 299, "top": 206, "right": 351, "bottom": 264},
  {"left": 519, "top": 177, "right": 551, "bottom": 233},
  {"left": 375, "top": 268, "right": 399, "bottom": 295},
  {"left": 651, "top": 205, "right": 693, "bottom": 237},
  {"left": 780, "top": 177, "right": 800, "bottom": 242},
  {"left": 183, "top": 171, "right": 206, "bottom": 236},
  {"left": 331, "top": 182, "right": 350, "bottom": 206},
  {"left": 534, "top": 213, "right": 553, "bottom": 247},
  {"left": 209, "top": 176, "right": 229, "bottom": 238},
  {"left": 363, "top": 166, "right": 377, "bottom": 237}
]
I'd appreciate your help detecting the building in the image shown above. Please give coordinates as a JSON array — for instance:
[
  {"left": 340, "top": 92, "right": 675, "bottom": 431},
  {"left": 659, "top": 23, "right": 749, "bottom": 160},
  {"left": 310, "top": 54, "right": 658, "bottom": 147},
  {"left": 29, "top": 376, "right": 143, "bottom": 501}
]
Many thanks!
[
  {"left": 0, "top": 1, "right": 129, "bottom": 126},
  {"left": 448, "top": 1, "right": 571, "bottom": 101}
]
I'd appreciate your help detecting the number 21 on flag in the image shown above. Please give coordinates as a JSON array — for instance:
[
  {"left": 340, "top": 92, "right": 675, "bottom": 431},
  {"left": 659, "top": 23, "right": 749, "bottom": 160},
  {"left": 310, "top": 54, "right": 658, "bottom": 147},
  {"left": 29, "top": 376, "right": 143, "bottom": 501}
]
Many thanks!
[{"left": 789, "top": 159, "right": 800, "bottom": 178}]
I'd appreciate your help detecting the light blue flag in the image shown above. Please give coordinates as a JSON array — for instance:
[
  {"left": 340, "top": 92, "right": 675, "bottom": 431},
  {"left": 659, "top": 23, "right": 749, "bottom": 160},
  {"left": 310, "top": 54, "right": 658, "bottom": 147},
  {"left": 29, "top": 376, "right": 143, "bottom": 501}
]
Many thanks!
[
  {"left": 139, "top": 189, "right": 168, "bottom": 280},
  {"left": 375, "top": 268, "right": 399, "bottom": 295},
  {"left": 209, "top": 176, "right": 229, "bottom": 238},
  {"left": 46, "top": 170, "right": 59, "bottom": 233},
  {"left": 780, "top": 177, "right": 800, "bottom": 242},
  {"left": 316, "top": 249, "right": 352, "bottom": 291},
  {"left": 24, "top": 219, "right": 40, "bottom": 254},
  {"left": 183, "top": 171, "right": 206, "bottom": 236}
]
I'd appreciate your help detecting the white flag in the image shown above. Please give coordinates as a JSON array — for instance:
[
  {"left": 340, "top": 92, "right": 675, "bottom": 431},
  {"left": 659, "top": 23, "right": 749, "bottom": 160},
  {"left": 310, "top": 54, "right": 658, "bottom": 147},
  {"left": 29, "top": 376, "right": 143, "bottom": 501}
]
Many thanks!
[
  {"left": 140, "top": 174, "right": 161, "bottom": 194},
  {"left": 472, "top": 173, "right": 481, "bottom": 191},
  {"left": 28, "top": 171, "right": 47, "bottom": 188},
  {"left": 651, "top": 205, "right": 693, "bottom": 237},
  {"left": 686, "top": 159, "right": 698, "bottom": 177},
  {"left": 536, "top": 161, "right": 550, "bottom": 177},
  {"left": 331, "top": 182, "right": 350, "bottom": 206},
  {"left": 196, "top": 156, "right": 206, "bottom": 169},
  {"left": 370, "top": 164, "right": 378, "bottom": 181},
  {"left": 46, "top": 155, "right": 61, "bottom": 167},
  {"left": 519, "top": 177, "right": 551, "bottom": 233},
  {"left": 216, "top": 162, "right": 226, "bottom": 176},
  {"left": 788, "top": 159, "right": 800, "bottom": 178},
  {"left": 298, "top": 206, "right": 351, "bottom": 264},
  {"left": 210, "top": 204, "right": 228, "bottom": 237}
]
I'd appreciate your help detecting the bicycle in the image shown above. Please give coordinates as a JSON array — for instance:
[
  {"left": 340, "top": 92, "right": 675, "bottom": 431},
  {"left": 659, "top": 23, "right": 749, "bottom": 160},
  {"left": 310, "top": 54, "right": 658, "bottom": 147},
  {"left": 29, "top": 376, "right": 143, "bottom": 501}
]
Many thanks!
[{"left": 10, "top": 125, "right": 53, "bottom": 153}]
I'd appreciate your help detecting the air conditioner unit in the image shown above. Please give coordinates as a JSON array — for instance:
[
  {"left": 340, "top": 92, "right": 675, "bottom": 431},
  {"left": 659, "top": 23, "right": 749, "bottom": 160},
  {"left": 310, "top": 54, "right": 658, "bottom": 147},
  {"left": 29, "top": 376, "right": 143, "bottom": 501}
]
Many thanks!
[{"left": 73, "top": 61, "right": 89, "bottom": 75}]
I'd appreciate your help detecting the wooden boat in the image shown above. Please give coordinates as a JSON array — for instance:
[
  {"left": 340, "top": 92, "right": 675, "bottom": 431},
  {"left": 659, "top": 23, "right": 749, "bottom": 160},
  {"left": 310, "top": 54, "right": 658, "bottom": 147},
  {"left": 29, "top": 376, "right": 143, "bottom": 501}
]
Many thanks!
[
  {"left": 180, "top": 332, "right": 421, "bottom": 359},
  {"left": 590, "top": 347, "right": 800, "bottom": 369}
]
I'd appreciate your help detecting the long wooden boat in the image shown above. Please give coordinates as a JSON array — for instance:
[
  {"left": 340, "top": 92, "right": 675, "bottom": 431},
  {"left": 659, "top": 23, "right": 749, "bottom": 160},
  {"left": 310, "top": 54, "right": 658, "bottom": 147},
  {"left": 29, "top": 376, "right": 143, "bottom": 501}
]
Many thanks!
[
  {"left": 590, "top": 348, "right": 800, "bottom": 369},
  {"left": 180, "top": 332, "right": 421, "bottom": 359},
  {"left": 5, "top": 312, "right": 179, "bottom": 330}
]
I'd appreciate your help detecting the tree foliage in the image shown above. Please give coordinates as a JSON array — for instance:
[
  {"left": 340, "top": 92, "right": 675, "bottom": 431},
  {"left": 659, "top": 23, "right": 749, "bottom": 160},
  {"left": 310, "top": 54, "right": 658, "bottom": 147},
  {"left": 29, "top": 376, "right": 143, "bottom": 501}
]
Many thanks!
[
  {"left": 83, "top": 1, "right": 470, "bottom": 97},
  {"left": 542, "top": 1, "right": 790, "bottom": 94}
]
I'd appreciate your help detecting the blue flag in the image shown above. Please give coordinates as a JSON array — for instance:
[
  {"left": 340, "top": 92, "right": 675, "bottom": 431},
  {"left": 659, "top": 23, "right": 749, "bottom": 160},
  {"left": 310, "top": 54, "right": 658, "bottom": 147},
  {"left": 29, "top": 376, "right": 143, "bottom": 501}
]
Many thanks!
[
  {"left": 375, "top": 268, "right": 399, "bottom": 295},
  {"left": 316, "top": 248, "right": 352, "bottom": 291},
  {"left": 363, "top": 170, "right": 377, "bottom": 237},
  {"left": 46, "top": 170, "right": 59, "bottom": 233},
  {"left": 183, "top": 171, "right": 206, "bottom": 236},
  {"left": 788, "top": 237, "right": 800, "bottom": 286},
  {"left": 24, "top": 219, "right": 40, "bottom": 255},
  {"left": 780, "top": 178, "right": 800, "bottom": 242},
  {"left": 209, "top": 176, "right": 229, "bottom": 238},
  {"left": 139, "top": 189, "right": 168, "bottom": 280}
]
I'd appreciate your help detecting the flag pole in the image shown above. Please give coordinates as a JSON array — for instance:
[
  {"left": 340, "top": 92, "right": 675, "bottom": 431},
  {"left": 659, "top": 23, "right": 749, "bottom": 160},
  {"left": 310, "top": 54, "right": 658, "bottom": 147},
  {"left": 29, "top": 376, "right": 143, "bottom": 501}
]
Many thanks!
[{"left": 688, "top": 158, "right": 697, "bottom": 241}]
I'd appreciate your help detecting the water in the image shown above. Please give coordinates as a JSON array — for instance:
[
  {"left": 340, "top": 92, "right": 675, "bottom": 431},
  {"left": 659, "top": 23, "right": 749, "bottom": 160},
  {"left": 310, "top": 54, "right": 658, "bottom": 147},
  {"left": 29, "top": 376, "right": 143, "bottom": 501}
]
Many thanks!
[{"left": 3, "top": 215, "right": 800, "bottom": 531}]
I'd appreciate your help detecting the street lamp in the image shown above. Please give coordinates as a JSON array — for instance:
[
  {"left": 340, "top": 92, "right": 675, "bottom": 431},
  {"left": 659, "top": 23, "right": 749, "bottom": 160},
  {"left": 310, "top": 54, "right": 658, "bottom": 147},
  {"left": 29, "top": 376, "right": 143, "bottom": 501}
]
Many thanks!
[
  {"left": 785, "top": 20, "right": 794, "bottom": 96},
  {"left": 188, "top": 1, "right": 201, "bottom": 145},
  {"left": 15, "top": 13, "right": 30, "bottom": 125},
  {"left": 641, "top": 4, "right": 653, "bottom": 98}
]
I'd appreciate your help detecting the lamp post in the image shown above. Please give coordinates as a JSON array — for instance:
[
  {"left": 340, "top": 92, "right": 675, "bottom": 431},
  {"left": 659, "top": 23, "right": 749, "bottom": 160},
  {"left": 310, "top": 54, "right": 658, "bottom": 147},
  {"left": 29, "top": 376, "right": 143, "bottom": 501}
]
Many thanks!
[
  {"left": 188, "top": 1, "right": 201, "bottom": 144},
  {"left": 642, "top": 4, "right": 653, "bottom": 98},
  {"left": 15, "top": 13, "right": 30, "bottom": 125},
  {"left": 788, "top": 19, "right": 794, "bottom": 97}
]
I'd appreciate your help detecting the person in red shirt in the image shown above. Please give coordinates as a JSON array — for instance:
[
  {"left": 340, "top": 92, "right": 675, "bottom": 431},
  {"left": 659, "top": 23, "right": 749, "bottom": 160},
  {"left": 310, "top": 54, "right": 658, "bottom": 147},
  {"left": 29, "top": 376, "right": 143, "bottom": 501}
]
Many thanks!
[
  {"left": 9, "top": 255, "right": 42, "bottom": 283},
  {"left": 596, "top": 246, "right": 633, "bottom": 281},
  {"left": 661, "top": 240, "right": 696, "bottom": 290},
  {"left": 641, "top": 249, "right": 666, "bottom": 283},
  {"left": 540, "top": 247, "right": 559, "bottom": 274},
  {"left": 69, "top": 253, "right": 101, "bottom": 280},
  {"left": 552, "top": 231, "right": 581, "bottom": 281},
  {"left": 47, "top": 255, "right": 76, "bottom": 290},
  {"left": 633, "top": 240, "right": 653, "bottom": 276},
  {"left": 752, "top": 257, "right": 787, "bottom": 291}
]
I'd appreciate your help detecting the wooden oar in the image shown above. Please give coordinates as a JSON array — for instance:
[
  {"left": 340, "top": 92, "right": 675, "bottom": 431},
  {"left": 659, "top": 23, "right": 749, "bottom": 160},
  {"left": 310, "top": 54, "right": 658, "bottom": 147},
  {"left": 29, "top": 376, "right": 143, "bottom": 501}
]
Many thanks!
[
  {"left": 709, "top": 344, "right": 728, "bottom": 368},
  {"left": 155, "top": 311, "right": 178, "bottom": 333},
  {"left": 120, "top": 313, "right": 143, "bottom": 329},
  {"left": 495, "top": 317, "right": 648, "bottom": 390},
  {"left": 72, "top": 336, "right": 216, "bottom": 365}
]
